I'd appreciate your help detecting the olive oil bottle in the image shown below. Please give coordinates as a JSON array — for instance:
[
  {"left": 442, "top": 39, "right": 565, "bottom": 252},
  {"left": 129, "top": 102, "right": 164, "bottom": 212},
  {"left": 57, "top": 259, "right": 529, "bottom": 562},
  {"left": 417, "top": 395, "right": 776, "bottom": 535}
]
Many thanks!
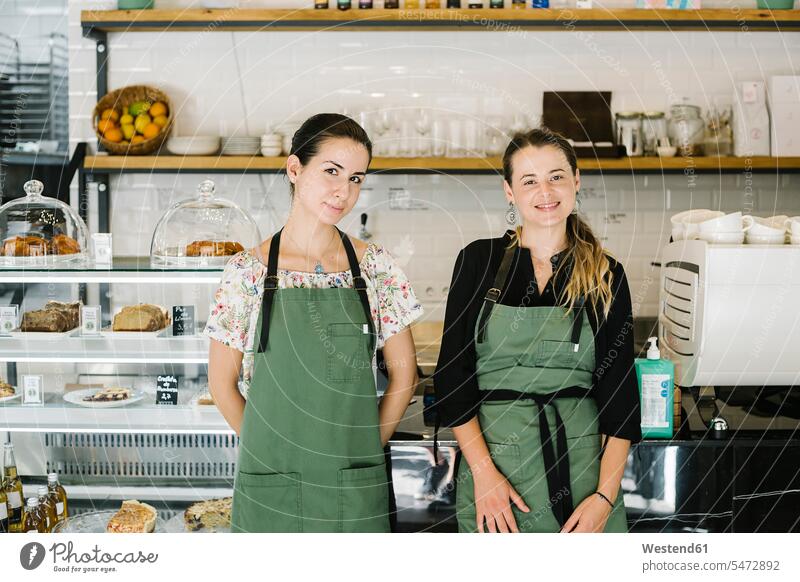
[
  {"left": 37, "top": 486, "right": 57, "bottom": 532},
  {"left": 47, "top": 472, "right": 68, "bottom": 522},
  {"left": 3, "top": 443, "right": 23, "bottom": 532},
  {"left": 22, "top": 498, "right": 45, "bottom": 533},
  {"left": 0, "top": 479, "right": 9, "bottom": 533}
]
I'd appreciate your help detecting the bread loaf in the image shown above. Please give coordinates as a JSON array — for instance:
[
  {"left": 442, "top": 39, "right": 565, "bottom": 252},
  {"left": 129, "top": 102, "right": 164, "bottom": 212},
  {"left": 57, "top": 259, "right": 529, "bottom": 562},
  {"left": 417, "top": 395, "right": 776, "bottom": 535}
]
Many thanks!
[
  {"left": 19, "top": 301, "right": 81, "bottom": 332},
  {"left": 112, "top": 304, "right": 169, "bottom": 332}
]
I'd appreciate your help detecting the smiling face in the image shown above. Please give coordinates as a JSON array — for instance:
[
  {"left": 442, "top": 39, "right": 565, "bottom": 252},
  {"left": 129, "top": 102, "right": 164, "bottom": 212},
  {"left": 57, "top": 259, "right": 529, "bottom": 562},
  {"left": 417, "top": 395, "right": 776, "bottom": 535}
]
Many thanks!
[
  {"left": 286, "top": 137, "right": 369, "bottom": 225},
  {"left": 503, "top": 144, "right": 580, "bottom": 230}
]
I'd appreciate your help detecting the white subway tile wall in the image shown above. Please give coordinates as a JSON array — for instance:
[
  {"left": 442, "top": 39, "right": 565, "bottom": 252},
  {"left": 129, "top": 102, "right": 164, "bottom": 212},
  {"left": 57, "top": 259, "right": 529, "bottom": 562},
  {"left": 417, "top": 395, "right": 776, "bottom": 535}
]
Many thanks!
[{"left": 60, "top": 0, "right": 800, "bottom": 322}]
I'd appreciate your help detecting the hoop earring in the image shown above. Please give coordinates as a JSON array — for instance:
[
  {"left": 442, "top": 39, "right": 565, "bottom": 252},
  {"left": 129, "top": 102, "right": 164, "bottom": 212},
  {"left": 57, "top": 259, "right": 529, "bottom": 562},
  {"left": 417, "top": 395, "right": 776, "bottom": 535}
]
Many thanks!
[{"left": 505, "top": 201, "right": 517, "bottom": 226}]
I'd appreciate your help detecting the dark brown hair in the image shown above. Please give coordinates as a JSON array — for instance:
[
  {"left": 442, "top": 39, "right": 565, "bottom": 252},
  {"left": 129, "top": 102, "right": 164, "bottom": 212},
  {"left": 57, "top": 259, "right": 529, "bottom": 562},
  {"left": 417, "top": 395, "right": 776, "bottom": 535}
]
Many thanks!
[
  {"left": 287, "top": 113, "right": 372, "bottom": 196},
  {"left": 502, "top": 126, "right": 615, "bottom": 318}
]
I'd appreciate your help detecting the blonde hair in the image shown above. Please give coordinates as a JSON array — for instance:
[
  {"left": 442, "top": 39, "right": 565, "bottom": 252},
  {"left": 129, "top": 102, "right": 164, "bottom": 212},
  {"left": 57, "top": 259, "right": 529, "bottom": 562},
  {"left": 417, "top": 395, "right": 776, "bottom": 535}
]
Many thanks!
[{"left": 503, "top": 127, "right": 615, "bottom": 319}]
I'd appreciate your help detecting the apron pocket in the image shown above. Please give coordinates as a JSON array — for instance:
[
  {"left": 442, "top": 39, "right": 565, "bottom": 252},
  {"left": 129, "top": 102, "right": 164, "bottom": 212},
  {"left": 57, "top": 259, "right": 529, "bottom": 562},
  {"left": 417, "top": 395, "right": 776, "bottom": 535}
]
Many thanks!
[
  {"left": 485, "top": 441, "right": 522, "bottom": 482},
  {"left": 326, "top": 323, "right": 370, "bottom": 384},
  {"left": 337, "top": 463, "right": 390, "bottom": 533},
  {"left": 233, "top": 471, "right": 302, "bottom": 532},
  {"left": 534, "top": 340, "right": 593, "bottom": 371}
]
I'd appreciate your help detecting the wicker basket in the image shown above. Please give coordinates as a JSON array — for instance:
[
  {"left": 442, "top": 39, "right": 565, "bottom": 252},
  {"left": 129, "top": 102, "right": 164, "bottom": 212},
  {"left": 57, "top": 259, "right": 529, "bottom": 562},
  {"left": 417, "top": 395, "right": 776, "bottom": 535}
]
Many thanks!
[{"left": 93, "top": 85, "right": 173, "bottom": 156}]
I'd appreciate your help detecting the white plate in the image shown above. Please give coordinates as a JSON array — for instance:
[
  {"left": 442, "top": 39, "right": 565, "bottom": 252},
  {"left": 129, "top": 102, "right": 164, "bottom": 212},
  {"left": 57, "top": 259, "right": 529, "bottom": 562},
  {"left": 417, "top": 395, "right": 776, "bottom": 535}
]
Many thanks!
[
  {"left": 99, "top": 326, "right": 167, "bottom": 338},
  {"left": 0, "top": 390, "right": 20, "bottom": 404},
  {"left": 3, "top": 327, "right": 78, "bottom": 339},
  {"left": 63, "top": 388, "right": 145, "bottom": 408},
  {"left": 166, "top": 137, "right": 220, "bottom": 156}
]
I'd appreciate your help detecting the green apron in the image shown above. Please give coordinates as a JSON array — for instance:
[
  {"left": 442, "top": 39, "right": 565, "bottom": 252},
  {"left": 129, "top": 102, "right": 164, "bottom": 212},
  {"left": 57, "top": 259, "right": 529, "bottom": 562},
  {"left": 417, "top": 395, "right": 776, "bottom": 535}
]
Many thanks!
[
  {"left": 454, "top": 241, "right": 629, "bottom": 533},
  {"left": 231, "top": 227, "right": 390, "bottom": 533}
]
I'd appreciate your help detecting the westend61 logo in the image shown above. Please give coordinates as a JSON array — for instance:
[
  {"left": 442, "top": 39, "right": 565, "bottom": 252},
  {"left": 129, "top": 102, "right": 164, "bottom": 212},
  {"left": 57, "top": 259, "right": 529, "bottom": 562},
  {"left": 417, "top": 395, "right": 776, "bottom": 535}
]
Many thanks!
[{"left": 20, "top": 541, "right": 158, "bottom": 574}]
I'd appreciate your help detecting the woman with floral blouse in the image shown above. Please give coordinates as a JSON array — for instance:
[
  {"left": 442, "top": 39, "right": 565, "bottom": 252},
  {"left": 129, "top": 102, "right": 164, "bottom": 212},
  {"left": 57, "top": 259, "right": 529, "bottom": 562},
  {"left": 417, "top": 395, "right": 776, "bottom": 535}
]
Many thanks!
[{"left": 204, "top": 113, "right": 423, "bottom": 533}]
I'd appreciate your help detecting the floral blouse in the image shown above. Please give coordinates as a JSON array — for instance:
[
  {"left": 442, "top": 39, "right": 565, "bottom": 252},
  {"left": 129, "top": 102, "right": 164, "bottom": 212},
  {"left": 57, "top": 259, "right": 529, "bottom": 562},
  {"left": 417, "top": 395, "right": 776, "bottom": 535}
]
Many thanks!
[{"left": 203, "top": 243, "right": 424, "bottom": 396}]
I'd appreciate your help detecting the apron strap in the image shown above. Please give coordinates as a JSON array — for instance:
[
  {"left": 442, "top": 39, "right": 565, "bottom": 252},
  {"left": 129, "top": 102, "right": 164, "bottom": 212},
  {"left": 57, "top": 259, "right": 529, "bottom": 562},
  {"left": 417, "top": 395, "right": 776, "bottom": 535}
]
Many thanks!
[
  {"left": 257, "top": 228, "right": 375, "bottom": 354},
  {"left": 479, "top": 386, "right": 589, "bottom": 529},
  {"left": 257, "top": 228, "right": 283, "bottom": 353},
  {"left": 433, "top": 408, "right": 441, "bottom": 465},
  {"left": 337, "top": 227, "right": 376, "bottom": 354},
  {"left": 476, "top": 241, "right": 517, "bottom": 344}
]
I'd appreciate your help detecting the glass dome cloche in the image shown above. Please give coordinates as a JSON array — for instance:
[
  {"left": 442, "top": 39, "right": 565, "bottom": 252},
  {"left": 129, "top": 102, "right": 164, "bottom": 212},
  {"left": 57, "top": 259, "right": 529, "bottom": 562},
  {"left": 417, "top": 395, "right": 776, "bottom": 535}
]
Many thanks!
[
  {"left": 0, "top": 179, "right": 91, "bottom": 267},
  {"left": 150, "top": 179, "right": 262, "bottom": 268}
]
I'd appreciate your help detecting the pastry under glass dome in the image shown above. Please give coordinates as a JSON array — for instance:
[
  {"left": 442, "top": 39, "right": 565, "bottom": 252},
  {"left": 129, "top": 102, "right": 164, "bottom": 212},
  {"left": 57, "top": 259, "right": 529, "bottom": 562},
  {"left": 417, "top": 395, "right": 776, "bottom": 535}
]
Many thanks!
[
  {"left": 150, "top": 179, "right": 262, "bottom": 268},
  {"left": 0, "top": 180, "right": 91, "bottom": 267}
]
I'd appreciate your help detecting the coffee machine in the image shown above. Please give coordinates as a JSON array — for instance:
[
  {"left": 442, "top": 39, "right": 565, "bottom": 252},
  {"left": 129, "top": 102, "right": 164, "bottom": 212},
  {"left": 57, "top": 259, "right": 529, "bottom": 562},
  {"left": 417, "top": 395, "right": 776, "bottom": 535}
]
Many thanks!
[{"left": 659, "top": 239, "right": 800, "bottom": 435}]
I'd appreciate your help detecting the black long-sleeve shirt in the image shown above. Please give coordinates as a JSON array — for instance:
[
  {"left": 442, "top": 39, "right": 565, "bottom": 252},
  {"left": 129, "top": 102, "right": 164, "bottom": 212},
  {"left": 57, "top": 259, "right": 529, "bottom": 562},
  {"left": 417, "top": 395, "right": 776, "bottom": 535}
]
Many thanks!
[{"left": 434, "top": 230, "right": 642, "bottom": 443}]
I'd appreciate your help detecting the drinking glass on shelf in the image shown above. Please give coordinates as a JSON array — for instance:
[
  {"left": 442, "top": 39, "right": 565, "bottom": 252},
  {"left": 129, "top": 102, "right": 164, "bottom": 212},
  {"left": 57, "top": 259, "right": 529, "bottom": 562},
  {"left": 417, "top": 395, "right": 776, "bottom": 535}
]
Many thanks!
[
  {"left": 399, "top": 115, "right": 417, "bottom": 158},
  {"left": 415, "top": 108, "right": 432, "bottom": 158},
  {"left": 484, "top": 116, "right": 506, "bottom": 156},
  {"left": 510, "top": 112, "right": 528, "bottom": 135},
  {"left": 462, "top": 118, "right": 483, "bottom": 158},
  {"left": 431, "top": 117, "right": 447, "bottom": 158},
  {"left": 446, "top": 117, "right": 464, "bottom": 158}
]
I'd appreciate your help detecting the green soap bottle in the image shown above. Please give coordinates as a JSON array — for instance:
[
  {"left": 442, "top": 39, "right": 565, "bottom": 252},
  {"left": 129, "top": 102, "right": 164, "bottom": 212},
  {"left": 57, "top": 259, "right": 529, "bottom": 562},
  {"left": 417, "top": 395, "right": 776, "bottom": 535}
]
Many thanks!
[{"left": 635, "top": 336, "right": 674, "bottom": 439}]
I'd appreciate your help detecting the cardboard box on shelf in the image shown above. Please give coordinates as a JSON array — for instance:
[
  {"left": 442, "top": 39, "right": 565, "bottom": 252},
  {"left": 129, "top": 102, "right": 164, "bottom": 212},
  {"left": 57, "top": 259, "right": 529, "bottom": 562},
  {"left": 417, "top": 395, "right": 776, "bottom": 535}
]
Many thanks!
[
  {"left": 770, "top": 103, "right": 800, "bottom": 156},
  {"left": 769, "top": 76, "right": 800, "bottom": 104}
]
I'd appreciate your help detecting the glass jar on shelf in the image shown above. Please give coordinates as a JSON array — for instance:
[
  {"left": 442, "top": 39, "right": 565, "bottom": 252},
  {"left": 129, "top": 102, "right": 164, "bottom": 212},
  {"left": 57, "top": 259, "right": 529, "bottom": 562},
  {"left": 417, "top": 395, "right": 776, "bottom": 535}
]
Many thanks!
[
  {"left": 668, "top": 102, "right": 705, "bottom": 156},
  {"left": 703, "top": 106, "right": 733, "bottom": 157},
  {"left": 642, "top": 111, "right": 667, "bottom": 156},
  {"left": 615, "top": 111, "right": 644, "bottom": 157},
  {"left": 0, "top": 179, "right": 91, "bottom": 267},
  {"left": 149, "top": 179, "right": 262, "bottom": 269}
]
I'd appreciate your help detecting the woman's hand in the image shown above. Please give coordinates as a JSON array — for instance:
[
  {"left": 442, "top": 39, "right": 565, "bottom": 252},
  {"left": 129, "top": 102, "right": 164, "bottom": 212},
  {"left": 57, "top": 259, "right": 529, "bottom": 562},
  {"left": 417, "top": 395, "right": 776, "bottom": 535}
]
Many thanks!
[
  {"left": 473, "top": 467, "right": 530, "bottom": 533},
  {"left": 560, "top": 493, "right": 612, "bottom": 533}
]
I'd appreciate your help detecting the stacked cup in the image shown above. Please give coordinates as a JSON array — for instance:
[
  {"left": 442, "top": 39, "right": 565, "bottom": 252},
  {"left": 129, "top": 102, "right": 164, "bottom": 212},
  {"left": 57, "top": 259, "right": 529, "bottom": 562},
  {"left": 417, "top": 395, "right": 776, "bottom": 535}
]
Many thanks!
[
  {"left": 670, "top": 209, "right": 724, "bottom": 241},
  {"left": 745, "top": 215, "right": 788, "bottom": 245},
  {"left": 261, "top": 133, "right": 284, "bottom": 157},
  {"left": 787, "top": 216, "right": 800, "bottom": 245},
  {"left": 696, "top": 212, "right": 753, "bottom": 244}
]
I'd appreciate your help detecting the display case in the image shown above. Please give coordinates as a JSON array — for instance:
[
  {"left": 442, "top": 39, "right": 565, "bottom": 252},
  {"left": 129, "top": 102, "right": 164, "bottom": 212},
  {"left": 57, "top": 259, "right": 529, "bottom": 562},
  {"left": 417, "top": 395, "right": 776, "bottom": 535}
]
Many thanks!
[
  {"left": 0, "top": 250, "right": 461, "bottom": 533},
  {"left": 149, "top": 179, "right": 261, "bottom": 269},
  {"left": 0, "top": 180, "right": 90, "bottom": 267}
]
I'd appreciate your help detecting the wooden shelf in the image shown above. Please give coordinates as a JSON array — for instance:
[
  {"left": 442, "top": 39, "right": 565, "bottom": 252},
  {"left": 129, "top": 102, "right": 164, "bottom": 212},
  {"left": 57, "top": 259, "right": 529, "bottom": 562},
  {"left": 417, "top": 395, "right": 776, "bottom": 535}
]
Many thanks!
[
  {"left": 81, "top": 8, "right": 800, "bottom": 34},
  {"left": 83, "top": 154, "right": 800, "bottom": 175}
]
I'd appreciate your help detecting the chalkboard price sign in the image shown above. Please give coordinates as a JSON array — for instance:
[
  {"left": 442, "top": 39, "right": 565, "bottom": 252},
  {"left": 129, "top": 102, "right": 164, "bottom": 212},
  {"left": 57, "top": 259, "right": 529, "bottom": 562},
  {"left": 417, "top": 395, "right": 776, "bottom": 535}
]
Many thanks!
[
  {"left": 172, "top": 305, "right": 195, "bottom": 336},
  {"left": 156, "top": 375, "right": 179, "bottom": 406}
]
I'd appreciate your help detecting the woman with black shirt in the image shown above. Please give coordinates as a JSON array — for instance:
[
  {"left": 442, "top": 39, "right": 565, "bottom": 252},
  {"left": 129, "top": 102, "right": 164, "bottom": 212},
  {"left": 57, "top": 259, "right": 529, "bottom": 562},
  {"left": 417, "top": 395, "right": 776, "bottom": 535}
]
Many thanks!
[{"left": 434, "top": 128, "right": 642, "bottom": 533}]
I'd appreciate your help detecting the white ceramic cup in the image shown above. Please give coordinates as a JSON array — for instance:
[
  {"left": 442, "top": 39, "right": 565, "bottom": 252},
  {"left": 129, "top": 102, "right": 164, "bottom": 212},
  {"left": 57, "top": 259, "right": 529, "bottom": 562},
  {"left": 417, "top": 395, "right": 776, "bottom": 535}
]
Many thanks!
[
  {"left": 670, "top": 209, "right": 724, "bottom": 240},
  {"left": 701, "top": 231, "right": 745, "bottom": 244},
  {"left": 785, "top": 216, "right": 800, "bottom": 237},
  {"left": 745, "top": 232, "right": 786, "bottom": 245},
  {"left": 748, "top": 216, "right": 787, "bottom": 237},
  {"left": 698, "top": 212, "right": 754, "bottom": 235}
]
